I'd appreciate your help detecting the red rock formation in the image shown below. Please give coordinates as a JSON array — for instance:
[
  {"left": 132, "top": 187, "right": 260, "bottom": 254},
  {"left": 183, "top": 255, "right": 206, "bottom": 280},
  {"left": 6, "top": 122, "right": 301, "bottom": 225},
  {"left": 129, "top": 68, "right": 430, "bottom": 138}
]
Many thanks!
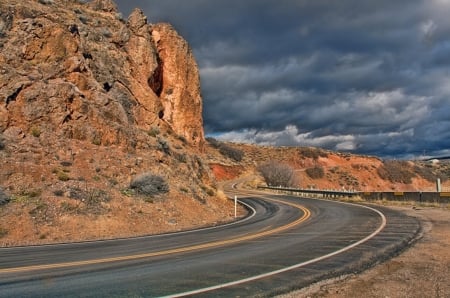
[{"left": 0, "top": 0, "right": 204, "bottom": 147}]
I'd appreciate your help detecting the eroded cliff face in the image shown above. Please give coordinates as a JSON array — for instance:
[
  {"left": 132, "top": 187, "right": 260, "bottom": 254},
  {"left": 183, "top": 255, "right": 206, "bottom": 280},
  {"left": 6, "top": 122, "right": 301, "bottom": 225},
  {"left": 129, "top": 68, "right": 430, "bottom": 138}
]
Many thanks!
[
  {"left": 0, "top": 1, "right": 232, "bottom": 246},
  {"left": 0, "top": 0, "right": 204, "bottom": 148}
]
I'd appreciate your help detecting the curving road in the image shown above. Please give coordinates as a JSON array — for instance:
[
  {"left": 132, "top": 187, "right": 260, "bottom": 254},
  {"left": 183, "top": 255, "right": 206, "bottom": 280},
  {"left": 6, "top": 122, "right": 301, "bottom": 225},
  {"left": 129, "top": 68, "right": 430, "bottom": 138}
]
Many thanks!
[{"left": 0, "top": 188, "right": 420, "bottom": 297}]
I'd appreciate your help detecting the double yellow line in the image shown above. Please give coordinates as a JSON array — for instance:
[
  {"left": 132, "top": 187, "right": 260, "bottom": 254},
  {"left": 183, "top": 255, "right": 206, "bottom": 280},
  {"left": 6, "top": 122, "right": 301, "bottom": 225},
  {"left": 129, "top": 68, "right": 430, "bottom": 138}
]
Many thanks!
[{"left": 0, "top": 198, "right": 310, "bottom": 274}]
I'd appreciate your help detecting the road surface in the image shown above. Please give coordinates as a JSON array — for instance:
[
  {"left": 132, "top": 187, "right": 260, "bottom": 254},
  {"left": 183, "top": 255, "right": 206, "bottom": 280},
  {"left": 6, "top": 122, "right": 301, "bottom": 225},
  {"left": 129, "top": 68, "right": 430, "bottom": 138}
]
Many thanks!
[{"left": 0, "top": 188, "right": 420, "bottom": 297}]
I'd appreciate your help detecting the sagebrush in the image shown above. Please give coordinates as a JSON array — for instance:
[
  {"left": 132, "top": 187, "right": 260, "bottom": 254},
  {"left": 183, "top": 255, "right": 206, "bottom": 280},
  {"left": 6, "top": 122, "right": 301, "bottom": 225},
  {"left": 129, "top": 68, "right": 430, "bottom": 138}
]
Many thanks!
[
  {"left": 306, "top": 166, "right": 325, "bottom": 179},
  {"left": 207, "top": 137, "right": 244, "bottom": 161},
  {"left": 130, "top": 173, "right": 169, "bottom": 197},
  {"left": 0, "top": 188, "right": 10, "bottom": 206},
  {"left": 377, "top": 160, "right": 416, "bottom": 184}
]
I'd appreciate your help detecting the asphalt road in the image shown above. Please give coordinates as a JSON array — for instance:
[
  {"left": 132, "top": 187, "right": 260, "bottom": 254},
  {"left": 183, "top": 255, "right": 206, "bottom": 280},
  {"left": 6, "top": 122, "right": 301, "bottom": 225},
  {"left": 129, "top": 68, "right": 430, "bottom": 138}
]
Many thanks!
[{"left": 0, "top": 189, "right": 420, "bottom": 297}]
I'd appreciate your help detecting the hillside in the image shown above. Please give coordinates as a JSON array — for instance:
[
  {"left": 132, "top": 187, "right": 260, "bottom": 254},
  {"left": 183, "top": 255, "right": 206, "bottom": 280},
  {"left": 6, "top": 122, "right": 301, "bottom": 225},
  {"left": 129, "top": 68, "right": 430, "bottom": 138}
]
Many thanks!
[
  {"left": 205, "top": 139, "right": 450, "bottom": 192},
  {"left": 0, "top": 0, "right": 235, "bottom": 246}
]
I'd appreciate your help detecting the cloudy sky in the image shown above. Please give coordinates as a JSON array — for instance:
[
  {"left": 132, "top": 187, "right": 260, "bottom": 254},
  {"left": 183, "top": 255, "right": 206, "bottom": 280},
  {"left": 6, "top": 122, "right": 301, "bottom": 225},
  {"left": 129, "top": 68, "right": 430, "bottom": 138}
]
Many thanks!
[{"left": 116, "top": 0, "right": 450, "bottom": 159}]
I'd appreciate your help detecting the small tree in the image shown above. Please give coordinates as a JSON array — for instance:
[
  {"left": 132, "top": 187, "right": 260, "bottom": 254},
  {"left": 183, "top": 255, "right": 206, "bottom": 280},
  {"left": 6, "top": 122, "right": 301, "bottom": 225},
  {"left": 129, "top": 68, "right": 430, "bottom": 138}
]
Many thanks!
[{"left": 258, "top": 161, "right": 296, "bottom": 187}]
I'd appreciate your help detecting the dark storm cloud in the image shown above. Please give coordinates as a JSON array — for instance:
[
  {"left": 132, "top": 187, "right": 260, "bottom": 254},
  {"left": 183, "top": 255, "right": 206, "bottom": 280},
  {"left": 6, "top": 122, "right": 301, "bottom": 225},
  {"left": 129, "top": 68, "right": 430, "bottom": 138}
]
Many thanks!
[{"left": 116, "top": 0, "right": 450, "bottom": 158}]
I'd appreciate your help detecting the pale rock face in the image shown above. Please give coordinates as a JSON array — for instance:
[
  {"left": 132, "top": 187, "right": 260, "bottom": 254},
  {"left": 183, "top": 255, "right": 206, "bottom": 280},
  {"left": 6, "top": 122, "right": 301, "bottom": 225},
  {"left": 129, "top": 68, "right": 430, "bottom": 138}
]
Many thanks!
[
  {"left": 0, "top": 0, "right": 204, "bottom": 148},
  {"left": 152, "top": 23, "right": 205, "bottom": 147}
]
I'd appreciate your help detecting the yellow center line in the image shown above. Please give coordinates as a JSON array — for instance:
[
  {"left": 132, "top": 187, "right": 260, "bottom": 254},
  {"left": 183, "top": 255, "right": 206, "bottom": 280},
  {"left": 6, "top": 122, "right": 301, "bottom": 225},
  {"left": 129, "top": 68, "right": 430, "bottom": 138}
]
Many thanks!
[{"left": 0, "top": 198, "right": 310, "bottom": 274}]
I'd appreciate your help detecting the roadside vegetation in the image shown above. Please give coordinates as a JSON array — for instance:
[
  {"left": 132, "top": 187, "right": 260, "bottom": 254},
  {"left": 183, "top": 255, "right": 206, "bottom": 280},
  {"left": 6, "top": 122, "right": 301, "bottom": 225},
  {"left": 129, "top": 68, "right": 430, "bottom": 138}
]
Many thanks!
[
  {"left": 206, "top": 138, "right": 244, "bottom": 162},
  {"left": 0, "top": 188, "right": 10, "bottom": 206},
  {"left": 258, "top": 160, "right": 296, "bottom": 187},
  {"left": 305, "top": 166, "right": 325, "bottom": 179},
  {"left": 378, "top": 160, "right": 448, "bottom": 184},
  {"left": 129, "top": 172, "right": 170, "bottom": 198}
]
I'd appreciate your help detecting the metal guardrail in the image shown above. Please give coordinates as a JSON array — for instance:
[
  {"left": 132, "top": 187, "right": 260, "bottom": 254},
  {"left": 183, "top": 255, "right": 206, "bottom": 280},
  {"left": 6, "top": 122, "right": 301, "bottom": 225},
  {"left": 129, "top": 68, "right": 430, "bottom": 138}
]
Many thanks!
[
  {"left": 258, "top": 186, "right": 358, "bottom": 197},
  {"left": 259, "top": 186, "right": 450, "bottom": 203}
]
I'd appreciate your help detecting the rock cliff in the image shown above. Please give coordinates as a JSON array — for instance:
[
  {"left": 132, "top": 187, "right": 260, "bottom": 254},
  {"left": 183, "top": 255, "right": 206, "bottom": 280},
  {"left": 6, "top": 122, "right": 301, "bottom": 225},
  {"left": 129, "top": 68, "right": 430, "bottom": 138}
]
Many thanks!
[
  {"left": 0, "top": 0, "right": 204, "bottom": 147},
  {"left": 0, "top": 0, "right": 235, "bottom": 247}
]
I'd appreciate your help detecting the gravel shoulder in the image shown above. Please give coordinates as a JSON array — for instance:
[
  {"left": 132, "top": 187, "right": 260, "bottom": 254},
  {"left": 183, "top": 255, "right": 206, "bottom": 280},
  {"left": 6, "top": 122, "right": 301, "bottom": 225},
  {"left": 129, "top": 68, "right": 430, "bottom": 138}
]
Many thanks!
[{"left": 279, "top": 206, "right": 450, "bottom": 298}]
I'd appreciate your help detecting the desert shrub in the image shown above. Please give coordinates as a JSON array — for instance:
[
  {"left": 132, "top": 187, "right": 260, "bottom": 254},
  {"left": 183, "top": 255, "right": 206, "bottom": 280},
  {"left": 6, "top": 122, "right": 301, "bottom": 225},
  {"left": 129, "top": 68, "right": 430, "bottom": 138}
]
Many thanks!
[
  {"left": 206, "top": 137, "right": 220, "bottom": 148},
  {"left": 148, "top": 126, "right": 160, "bottom": 137},
  {"left": 0, "top": 137, "right": 5, "bottom": 150},
  {"left": 413, "top": 165, "right": 438, "bottom": 182},
  {"left": 30, "top": 126, "right": 41, "bottom": 138},
  {"left": 299, "top": 147, "right": 328, "bottom": 160},
  {"left": 0, "top": 227, "right": 7, "bottom": 238},
  {"left": 177, "top": 135, "right": 187, "bottom": 144},
  {"left": 79, "top": 15, "right": 89, "bottom": 25},
  {"left": 28, "top": 200, "right": 51, "bottom": 223},
  {"left": 201, "top": 185, "right": 216, "bottom": 196},
  {"left": 157, "top": 137, "right": 171, "bottom": 155},
  {"left": 219, "top": 144, "right": 244, "bottom": 162},
  {"left": 67, "top": 187, "right": 111, "bottom": 214},
  {"left": 206, "top": 137, "right": 244, "bottom": 161},
  {"left": 306, "top": 166, "right": 325, "bottom": 179},
  {"left": 60, "top": 161, "right": 73, "bottom": 167},
  {"left": 101, "top": 28, "right": 112, "bottom": 38},
  {"left": 53, "top": 190, "right": 64, "bottom": 197},
  {"left": 84, "top": 189, "right": 110, "bottom": 207},
  {"left": 38, "top": 0, "right": 55, "bottom": 5},
  {"left": 92, "top": 134, "right": 102, "bottom": 146},
  {"left": 436, "top": 165, "right": 450, "bottom": 182},
  {"left": 329, "top": 166, "right": 339, "bottom": 174},
  {"left": 174, "top": 152, "right": 188, "bottom": 163},
  {"left": 130, "top": 173, "right": 169, "bottom": 197},
  {"left": 57, "top": 171, "right": 70, "bottom": 181},
  {"left": 0, "top": 188, "right": 10, "bottom": 206},
  {"left": 377, "top": 160, "right": 416, "bottom": 184},
  {"left": 258, "top": 161, "right": 295, "bottom": 187}
]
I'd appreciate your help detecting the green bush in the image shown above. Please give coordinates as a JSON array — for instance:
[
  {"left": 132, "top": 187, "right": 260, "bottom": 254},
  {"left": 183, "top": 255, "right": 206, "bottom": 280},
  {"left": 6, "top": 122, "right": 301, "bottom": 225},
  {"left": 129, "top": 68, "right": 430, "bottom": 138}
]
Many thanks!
[{"left": 130, "top": 173, "right": 169, "bottom": 197}]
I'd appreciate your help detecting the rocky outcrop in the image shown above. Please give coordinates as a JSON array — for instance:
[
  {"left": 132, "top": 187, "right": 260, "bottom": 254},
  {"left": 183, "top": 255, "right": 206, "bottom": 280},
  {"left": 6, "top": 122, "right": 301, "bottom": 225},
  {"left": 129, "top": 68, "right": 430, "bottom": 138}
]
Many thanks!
[
  {"left": 0, "top": 0, "right": 204, "bottom": 148},
  {"left": 152, "top": 23, "right": 205, "bottom": 146}
]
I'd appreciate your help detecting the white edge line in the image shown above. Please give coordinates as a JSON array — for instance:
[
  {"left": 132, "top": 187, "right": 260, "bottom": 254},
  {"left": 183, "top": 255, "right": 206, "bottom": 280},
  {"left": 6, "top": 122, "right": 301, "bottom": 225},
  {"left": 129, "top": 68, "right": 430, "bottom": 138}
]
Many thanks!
[{"left": 162, "top": 199, "right": 387, "bottom": 298}]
